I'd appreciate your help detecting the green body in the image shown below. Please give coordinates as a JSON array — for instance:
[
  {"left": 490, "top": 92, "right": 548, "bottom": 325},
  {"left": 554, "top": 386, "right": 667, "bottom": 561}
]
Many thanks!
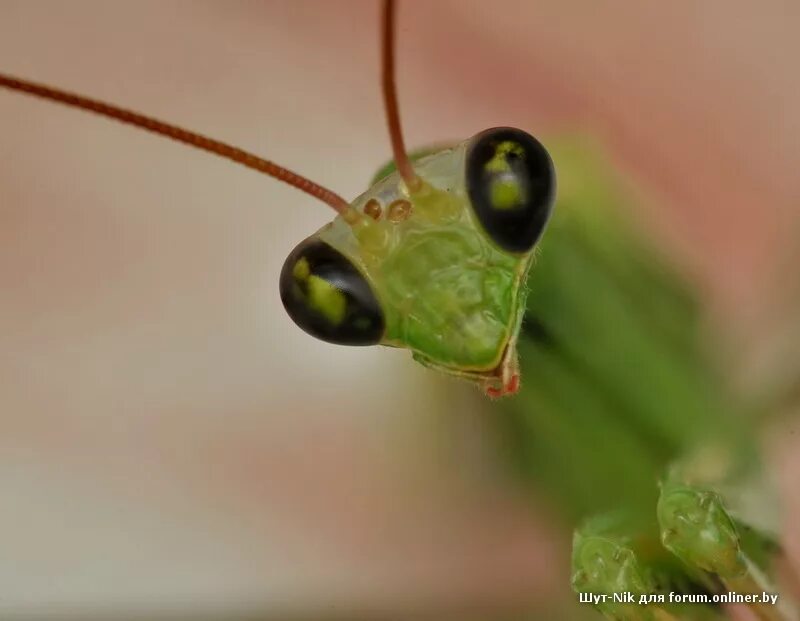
[
  {"left": 498, "top": 138, "right": 791, "bottom": 620},
  {"left": 498, "top": 137, "right": 761, "bottom": 520}
]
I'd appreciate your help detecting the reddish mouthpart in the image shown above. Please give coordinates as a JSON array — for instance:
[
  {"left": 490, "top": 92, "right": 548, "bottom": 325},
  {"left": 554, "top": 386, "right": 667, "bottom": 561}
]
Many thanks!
[{"left": 484, "top": 373, "right": 520, "bottom": 399}]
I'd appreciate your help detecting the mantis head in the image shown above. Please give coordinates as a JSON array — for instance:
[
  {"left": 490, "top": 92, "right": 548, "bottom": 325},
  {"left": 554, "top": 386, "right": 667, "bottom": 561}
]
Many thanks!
[
  {"left": 278, "top": 1, "right": 556, "bottom": 398},
  {"left": 280, "top": 127, "right": 555, "bottom": 397}
]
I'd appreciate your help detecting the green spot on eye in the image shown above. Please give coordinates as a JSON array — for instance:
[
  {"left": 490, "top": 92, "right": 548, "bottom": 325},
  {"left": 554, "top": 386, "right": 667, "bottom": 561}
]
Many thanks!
[
  {"left": 307, "top": 275, "right": 347, "bottom": 325},
  {"left": 490, "top": 178, "right": 524, "bottom": 210},
  {"left": 484, "top": 140, "right": 525, "bottom": 174},
  {"left": 292, "top": 257, "right": 310, "bottom": 281}
]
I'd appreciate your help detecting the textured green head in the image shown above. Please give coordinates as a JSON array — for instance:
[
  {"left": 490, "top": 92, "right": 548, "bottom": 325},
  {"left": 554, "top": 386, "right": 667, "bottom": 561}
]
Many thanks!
[{"left": 280, "top": 128, "right": 556, "bottom": 396}]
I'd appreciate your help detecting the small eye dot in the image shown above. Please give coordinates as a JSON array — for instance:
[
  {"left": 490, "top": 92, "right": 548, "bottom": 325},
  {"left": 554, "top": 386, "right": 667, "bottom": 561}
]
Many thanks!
[
  {"left": 387, "top": 199, "right": 412, "bottom": 223},
  {"left": 364, "top": 198, "right": 382, "bottom": 220}
]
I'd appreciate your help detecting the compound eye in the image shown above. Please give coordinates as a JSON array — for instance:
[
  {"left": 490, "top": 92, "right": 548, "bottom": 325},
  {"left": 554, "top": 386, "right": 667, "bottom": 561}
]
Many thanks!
[
  {"left": 466, "top": 127, "right": 556, "bottom": 253},
  {"left": 279, "top": 238, "right": 384, "bottom": 346}
]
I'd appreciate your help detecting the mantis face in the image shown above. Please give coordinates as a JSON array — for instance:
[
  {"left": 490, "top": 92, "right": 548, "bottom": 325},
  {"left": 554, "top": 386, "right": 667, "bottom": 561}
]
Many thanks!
[{"left": 280, "top": 127, "right": 556, "bottom": 397}]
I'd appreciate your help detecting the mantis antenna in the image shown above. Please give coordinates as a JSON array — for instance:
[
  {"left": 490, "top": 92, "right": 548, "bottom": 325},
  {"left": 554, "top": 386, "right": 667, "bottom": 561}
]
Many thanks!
[
  {"left": 0, "top": 72, "right": 353, "bottom": 217},
  {"left": 0, "top": 1, "right": 414, "bottom": 218},
  {"left": 381, "top": 0, "right": 421, "bottom": 193},
  {"left": 0, "top": 2, "right": 414, "bottom": 217}
]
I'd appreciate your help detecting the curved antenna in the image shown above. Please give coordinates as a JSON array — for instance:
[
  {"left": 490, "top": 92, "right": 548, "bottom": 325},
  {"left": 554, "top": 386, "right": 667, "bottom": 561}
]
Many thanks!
[
  {"left": 381, "top": 0, "right": 421, "bottom": 193},
  {"left": 0, "top": 73, "right": 354, "bottom": 218}
]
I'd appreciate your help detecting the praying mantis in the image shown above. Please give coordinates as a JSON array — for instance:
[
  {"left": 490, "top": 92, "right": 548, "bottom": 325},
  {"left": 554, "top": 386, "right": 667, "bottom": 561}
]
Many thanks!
[{"left": 2, "top": 1, "right": 797, "bottom": 620}]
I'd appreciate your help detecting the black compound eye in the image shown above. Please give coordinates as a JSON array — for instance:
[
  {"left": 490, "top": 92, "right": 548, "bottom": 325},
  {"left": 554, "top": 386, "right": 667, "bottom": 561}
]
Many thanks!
[
  {"left": 279, "top": 238, "right": 384, "bottom": 346},
  {"left": 466, "top": 127, "right": 556, "bottom": 253}
]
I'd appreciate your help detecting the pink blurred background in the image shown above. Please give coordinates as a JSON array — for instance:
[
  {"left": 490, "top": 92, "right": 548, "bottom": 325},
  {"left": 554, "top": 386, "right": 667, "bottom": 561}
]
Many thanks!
[{"left": 1, "top": 1, "right": 798, "bottom": 618}]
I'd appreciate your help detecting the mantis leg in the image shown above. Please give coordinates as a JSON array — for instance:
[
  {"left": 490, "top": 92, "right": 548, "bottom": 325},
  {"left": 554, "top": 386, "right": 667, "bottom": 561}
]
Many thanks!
[
  {"left": 572, "top": 512, "right": 724, "bottom": 621},
  {"left": 658, "top": 462, "right": 798, "bottom": 621}
]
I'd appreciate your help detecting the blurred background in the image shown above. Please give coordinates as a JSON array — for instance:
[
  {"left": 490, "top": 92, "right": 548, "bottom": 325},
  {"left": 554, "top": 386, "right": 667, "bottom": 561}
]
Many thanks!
[{"left": 1, "top": 1, "right": 799, "bottom": 619}]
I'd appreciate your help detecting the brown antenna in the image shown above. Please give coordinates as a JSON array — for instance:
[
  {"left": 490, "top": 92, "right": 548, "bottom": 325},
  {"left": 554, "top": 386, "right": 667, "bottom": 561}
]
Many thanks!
[
  {"left": 381, "top": 0, "right": 421, "bottom": 193},
  {"left": 0, "top": 73, "right": 354, "bottom": 218}
]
